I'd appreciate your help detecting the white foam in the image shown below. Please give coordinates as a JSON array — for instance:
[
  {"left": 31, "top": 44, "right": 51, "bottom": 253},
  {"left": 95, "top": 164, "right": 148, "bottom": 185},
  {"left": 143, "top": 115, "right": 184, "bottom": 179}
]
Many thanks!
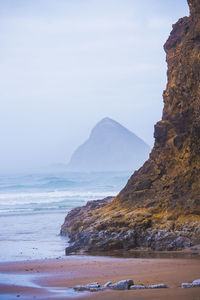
[{"left": 0, "top": 190, "right": 115, "bottom": 205}]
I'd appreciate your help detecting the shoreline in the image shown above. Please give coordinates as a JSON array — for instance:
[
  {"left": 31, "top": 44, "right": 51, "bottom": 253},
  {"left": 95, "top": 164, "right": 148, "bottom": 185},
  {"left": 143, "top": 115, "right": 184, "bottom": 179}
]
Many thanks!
[
  {"left": 0, "top": 254, "right": 200, "bottom": 299},
  {"left": 65, "top": 245, "right": 200, "bottom": 259}
]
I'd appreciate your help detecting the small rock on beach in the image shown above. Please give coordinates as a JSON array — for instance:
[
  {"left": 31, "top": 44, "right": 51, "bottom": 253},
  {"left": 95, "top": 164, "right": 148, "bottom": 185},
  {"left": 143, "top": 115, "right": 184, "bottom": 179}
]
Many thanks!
[
  {"left": 130, "top": 285, "right": 146, "bottom": 290},
  {"left": 73, "top": 279, "right": 170, "bottom": 292},
  {"left": 74, "top": 282, "right": 100, "bottom": 291},
  {"left": 110, "top": 279, "right": 134, "bottom": 290},
  {"left": 148, "top": 284, "right": 168, "bottom": 289},
  {"left": 182, "top": 279, "right": 200, "bottom": 288}
]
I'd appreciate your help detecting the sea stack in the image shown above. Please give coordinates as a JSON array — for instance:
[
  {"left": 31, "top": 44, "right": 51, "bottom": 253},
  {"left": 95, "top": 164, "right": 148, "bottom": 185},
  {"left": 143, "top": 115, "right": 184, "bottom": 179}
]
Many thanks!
[
  {"left": 61, "top": 0, "right": 200, "bottom": 253},
  {"left": 67, "top": 117, "right": 150, "bottom": 172}
]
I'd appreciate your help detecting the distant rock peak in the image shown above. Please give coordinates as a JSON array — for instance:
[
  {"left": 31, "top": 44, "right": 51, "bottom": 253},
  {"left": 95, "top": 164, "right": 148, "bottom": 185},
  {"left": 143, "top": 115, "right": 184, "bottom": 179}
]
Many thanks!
[
  {"left": 91, "top": 117, "right": 135, "bottom": 138},
  {"left": 91, "top": 117, "right": 120, "bottom": 130},
  {"left": 67, "top": 117, "right": 150, "bottom": 172},
  {"left": 98, "top": 117, "right": 115, "bottom": 124},
  {"left": 92, "top": 117, "right": 126, "bottom": 131}
]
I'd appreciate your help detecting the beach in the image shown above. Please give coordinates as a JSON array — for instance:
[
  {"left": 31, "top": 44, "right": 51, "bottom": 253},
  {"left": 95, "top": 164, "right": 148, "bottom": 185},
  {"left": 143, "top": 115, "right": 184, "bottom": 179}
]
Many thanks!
[
  {"left": 1, "top": 0, "right": 200, "bottom": 299},
  {"left": 0, "top": 171, "right": 129, "bottom": 262},
  {"left": 0, "top": 255, "right": 200, "bottom": 299},
  {"left": 0, "top": 173, "right": 200, "bottom": 299}
]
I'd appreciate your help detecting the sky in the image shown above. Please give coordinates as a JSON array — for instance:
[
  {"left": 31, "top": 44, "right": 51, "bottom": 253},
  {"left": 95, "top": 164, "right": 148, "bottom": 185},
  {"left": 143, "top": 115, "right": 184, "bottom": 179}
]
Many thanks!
[{"left": 0, "top": 0, "right": 189, "bottom": 172}]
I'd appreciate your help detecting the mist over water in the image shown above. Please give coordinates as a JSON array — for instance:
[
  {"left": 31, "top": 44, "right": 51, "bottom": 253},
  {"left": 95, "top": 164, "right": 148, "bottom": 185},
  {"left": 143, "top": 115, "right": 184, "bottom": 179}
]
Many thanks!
[
  {"left": 0, "top": 170, "right": 131, "bottom": 261},
  {"left": 0, "top": 1, "right": 189, "bottom": 172}
]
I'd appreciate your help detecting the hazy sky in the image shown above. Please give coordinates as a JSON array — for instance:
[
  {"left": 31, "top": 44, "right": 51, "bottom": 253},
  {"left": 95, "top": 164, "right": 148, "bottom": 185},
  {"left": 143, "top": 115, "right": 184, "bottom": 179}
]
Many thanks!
[{"left": 0, "top": 0, "right": 189, "bottom": 171}]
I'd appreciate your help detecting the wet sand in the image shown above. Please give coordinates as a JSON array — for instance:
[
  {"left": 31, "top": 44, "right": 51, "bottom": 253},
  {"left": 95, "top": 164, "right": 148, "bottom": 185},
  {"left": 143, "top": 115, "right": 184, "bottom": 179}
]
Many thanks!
[{"left": 0, "top": 255, "right": 200, "bottom": 299}]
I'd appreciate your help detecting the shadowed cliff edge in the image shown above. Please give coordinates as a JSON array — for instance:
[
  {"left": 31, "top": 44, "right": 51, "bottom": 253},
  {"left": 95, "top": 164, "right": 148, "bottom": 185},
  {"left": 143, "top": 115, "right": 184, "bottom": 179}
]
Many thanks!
[{"left": 61, "top": 0, "right": 200, "bottom": 253}]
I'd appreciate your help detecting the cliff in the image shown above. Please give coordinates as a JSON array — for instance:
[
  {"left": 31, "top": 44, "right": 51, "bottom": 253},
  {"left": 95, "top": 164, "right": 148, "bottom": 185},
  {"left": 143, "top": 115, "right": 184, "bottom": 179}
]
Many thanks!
[
  {"left": 61, "top": 0, "right": 200, "bottom": 253},
  {"left": 66, "top": 117, "right": 150, "bottom": 172},
  {"left": 117, "top": 0, "right": 200, "bottom": 214}
]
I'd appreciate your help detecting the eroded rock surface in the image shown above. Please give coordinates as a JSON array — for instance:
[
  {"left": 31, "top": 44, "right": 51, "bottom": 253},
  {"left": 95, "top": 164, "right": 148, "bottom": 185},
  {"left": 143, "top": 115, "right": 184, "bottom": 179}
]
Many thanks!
[
  {"left": 73, "top": 280, "right": 169, "bottom": 292},
  {"left": 61, "top": 0, "right": 200, "bottom": 254},
  {"left": 109, "top": 279, "right": 134, "bottom": 290},
  {"left": 182, "top": 279, "right": 200, "bottom": 288}
]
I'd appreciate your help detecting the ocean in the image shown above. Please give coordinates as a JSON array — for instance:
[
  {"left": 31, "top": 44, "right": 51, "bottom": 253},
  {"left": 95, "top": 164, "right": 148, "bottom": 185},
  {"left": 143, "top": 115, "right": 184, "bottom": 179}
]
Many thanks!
[{"left": 0, "top": 170, "right": 131, "bottom": 262}]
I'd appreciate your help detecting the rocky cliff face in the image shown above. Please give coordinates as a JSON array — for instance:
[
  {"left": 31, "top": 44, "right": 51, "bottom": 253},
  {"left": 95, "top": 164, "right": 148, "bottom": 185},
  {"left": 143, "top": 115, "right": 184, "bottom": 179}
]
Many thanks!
[
  {"left": 118, "top": 0, "right": 200, "bottom": 213},
  {"left": 61, "top": 0, "right": 200, "bottom": 253}
]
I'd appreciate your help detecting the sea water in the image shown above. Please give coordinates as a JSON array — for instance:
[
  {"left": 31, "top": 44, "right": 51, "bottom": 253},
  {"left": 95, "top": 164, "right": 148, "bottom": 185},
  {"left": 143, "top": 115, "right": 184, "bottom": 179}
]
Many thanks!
[{"left": 0, "top": 170, "right": 131, "bottom": 261}]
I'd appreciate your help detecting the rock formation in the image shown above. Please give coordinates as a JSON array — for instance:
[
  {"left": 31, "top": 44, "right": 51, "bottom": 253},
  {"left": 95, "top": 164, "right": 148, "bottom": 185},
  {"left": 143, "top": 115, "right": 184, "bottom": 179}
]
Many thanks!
[
  {"left": 66, "top": 117, "right": 150, "bottom": 172},
  {"left": 73, "top": 280, "right": 168, "bottom": 292},
  {"left": 61, "top": 0, "right": 200, "bottom": 253}
]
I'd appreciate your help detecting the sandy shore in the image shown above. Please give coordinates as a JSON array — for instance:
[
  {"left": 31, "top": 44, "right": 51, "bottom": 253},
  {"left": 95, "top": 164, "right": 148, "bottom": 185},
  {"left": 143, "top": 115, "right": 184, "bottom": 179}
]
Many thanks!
[{"left": 0, "top": 255, "right": 200, "bottom": 299}]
